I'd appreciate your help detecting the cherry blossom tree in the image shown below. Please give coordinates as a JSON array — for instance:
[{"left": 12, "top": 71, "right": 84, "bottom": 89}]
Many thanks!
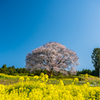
[
  {"left": 25, "top": 42, "right": 79, "bottom": 77},
  {"left": 69, "top": 66, "right": 77, "bottom": 75}
]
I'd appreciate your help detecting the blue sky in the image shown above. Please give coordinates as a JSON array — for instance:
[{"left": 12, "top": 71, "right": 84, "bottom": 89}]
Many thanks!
[{"left": 0, "top": 0, "right": 100, "bottom": 71}]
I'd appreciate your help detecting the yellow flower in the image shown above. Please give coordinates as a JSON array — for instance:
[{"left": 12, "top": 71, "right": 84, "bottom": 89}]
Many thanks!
[{"left": 74, "top": 78, "right": 79, "bottom": 82}]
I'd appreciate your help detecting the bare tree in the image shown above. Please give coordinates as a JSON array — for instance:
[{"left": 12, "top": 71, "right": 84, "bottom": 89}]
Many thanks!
[{"left": 25, "top": 42, "right": 79, "bottom": 77}]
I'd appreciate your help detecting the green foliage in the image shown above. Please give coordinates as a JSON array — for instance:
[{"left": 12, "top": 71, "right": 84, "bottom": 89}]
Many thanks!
[
  {"left": 0, "top": 64, "right": 100, "bottom": 78},
  {"left": 0, "top": 64, "right": 48, "bottom": 76},
  {"left": 91, "top": 48, "right": 100, "bottom": 77},
  {"left": 76, "top": 69, "right": 99, "bottom": 77},
  {"left": 2, "top": 64, "right": 7, "bottom": 69},
  {"left": 77, "top": 69, "right": 92, "bottom": 75},
  {"left": 0, "top": 64, "right": 29, "bottom": 76},
  {"left": 91, "top": 48, "right": 100, "bottom": 69}
]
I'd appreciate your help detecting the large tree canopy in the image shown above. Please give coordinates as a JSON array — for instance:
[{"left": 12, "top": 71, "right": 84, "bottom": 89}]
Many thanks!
[{"left": 25, "top": 42, "right": 79, "bottom": 77}]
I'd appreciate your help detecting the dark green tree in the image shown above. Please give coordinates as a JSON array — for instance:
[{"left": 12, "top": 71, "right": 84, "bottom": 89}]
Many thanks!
[
  {"left": 1, "top": 64, "right": 7, "bottom": 73},
  {"left": 7, "top": 67, "right": 14, "bottom": 75},
  {"left": 2, "top": 64, "right": 7, "bottom": 69},
  {"left": 91, "top": 48, "right": 100, "bottom": 78},
  {"left": 22, "top": 68, "right": 28, "bottom": 73}
]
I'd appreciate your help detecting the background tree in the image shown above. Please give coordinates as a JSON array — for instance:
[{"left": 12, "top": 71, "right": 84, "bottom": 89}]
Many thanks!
[
  {"left": 25, "top": 42, "right": 79, "bottom": 77},
  {"left": 1, "top": 64, "right": 7, "bottom": 73},
  {"left": 7, "top": 66, "right": 15, "bottom": 75},
  {"left": 77, "top": 69, "right": 93, "bottom": 76},
  {"left": 91, "top": 48, "right": 100, "bottom": 78}
]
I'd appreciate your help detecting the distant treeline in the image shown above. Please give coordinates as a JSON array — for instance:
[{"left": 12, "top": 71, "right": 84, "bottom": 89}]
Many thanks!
[
  {"left": 77, "top": 68, "right": 99, "bottom": 76},
  {"left": 0, "top": 64, "right": 99, "bottom": 77},
  {"left": 0, "top": 64, "right": 48, "bottom": 76}
]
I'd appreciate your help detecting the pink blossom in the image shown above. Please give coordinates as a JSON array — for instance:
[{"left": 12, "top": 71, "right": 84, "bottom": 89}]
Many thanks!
[{"left": 25, "top": 42, "right": 79, "bottom": 75}]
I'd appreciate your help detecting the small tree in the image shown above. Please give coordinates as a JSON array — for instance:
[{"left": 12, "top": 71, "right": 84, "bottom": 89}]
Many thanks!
[
  {"left": 91, "top": 48, "right": 100, "bottom": 78},
  {"left": 25, "top": 42, "right": 79, "bottom": 77},
  {"left": 1, "top": 64, "right": 7, "bottom": 73}
]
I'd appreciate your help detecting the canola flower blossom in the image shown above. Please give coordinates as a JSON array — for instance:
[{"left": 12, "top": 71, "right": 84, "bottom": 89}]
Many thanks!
[
  {"left": 74, "top": 78, "right": 79, "bottom": 83},
  {"left": 0, "top": 73, "right": 100, "bottom": 100}
]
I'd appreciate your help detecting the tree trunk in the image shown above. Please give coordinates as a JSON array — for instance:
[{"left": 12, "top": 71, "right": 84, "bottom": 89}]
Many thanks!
[
  {"left": 47, "top": 68, "right": 53, "bottom": 78},
  {"left": 47, "top": 71, "right": 51, "bottom": 78},
  {"left": 47, "top": 71, "right": 52, "bottom": 78},
  {"left": 99, "top": 68, "right": 100, "bottom": 78}
]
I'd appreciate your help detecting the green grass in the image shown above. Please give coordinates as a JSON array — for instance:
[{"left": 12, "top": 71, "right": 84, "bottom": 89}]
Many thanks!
[
  {"left": 0, "top": 78, "right": 19, "bottom": 85},
  {"left": 0, "top": 74, "right": 100, "bottom": 87}
]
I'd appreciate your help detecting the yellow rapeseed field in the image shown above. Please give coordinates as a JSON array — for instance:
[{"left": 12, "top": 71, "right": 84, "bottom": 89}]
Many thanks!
[{"left": 0, "top": 73, "right": 100, "bottom": 100}]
